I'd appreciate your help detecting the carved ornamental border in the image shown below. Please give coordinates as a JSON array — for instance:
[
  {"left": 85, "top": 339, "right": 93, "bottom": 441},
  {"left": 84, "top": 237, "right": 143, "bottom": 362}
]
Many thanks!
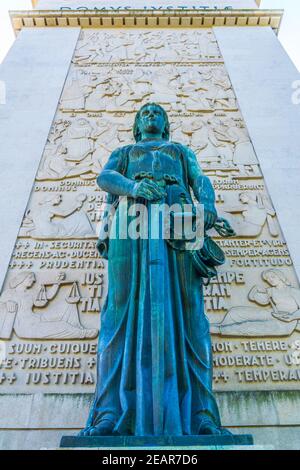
[{"left": 10, "top": 9, "right": 283, "bottom": 34}]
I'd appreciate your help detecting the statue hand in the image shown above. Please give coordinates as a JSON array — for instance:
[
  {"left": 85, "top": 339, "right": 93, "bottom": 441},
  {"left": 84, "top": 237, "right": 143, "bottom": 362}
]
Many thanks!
[{"left": 132, "top": 178, "right": 166, "bottom": 201}]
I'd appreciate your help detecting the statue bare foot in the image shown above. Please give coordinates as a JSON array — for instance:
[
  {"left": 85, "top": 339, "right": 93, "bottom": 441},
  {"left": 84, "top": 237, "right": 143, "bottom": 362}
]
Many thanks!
[
  {"left": 78, "top": 427, "right": 91, "bottom": 437},
  {"left": 79, "top": 419, "right": 115, "bottom": 437},
  {"left": 198, "top": 417, "right": 233, "bottom": 436}
]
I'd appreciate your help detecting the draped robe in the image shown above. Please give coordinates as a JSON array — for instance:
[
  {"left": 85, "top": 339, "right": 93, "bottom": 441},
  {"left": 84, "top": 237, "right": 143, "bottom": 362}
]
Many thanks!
[{"left": 85, "top": 140, "right": 221, "bottom": 436}]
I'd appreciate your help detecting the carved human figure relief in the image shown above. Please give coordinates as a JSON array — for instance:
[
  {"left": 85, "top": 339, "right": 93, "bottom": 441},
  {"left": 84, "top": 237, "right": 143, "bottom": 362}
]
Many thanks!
[
  {"left": 146, "top": 32, "right": 180, "bottom": 62},
  {"left": 36, "top": 119, "right": 83, "bottom": 180},
  {"left": 73, "top": 31, "right": 101, "bottom": 65},
  {"left": 60, "top": 66, "right": 236, "bottom": 114},
  {"left": 148, "top": 66, "right": 181, "bottom": 111},
  {"left": 211, "top": 270, "right": 300, "bottom": 337},
  {"left": 73, "top": 30, "right": 221, "bottom": 65},
  {"left": 60, "top": 69, "right": 98, "bottom": 111},
  {"left": 179, "top": 68, "right": 212, "bottom": 111},
  {"left": 218, "top": 191, "right": 279, "bottom": 238},
  {"left": 38, "top": 118, "right": 100, "bottom": 180},
  {"left": 180, "top": 118, "right": 232, "bottom": 163},
  {"left": 61, "top": 118, "right": 95, "bottom": 162},
  {"left": 204, "top": 117, "right": 261, "bottom": 178},
  {"left": 20, "top": 194, "right": 95, "bottom": 239},
  {"left": 209, "top": 67, "right": 236, "bottom": 109},
  {"left": 37, "top": 117, "right": 134, "bottom": 180},
  {"left": 178, "top": 67, "right": 236, "bottom": 112},
  {"left": 198, "top": 30, "right": 220, "bottom": 59},
  {"left": 170, "top": 116, "right": 261, "bottom": 179},
  {"left": 105, "top": 70, "right": 153, "bottom": 112},
  {"left": 84, "top": 71, "right": 117, "bottom": 112},
  {"left": 93, "top": 118, "right": 133, "bottom": 166},
  {"left": 0, "top": 272, "right": 98, "bottom": 340},
  {"left": 221, "top": 117, "right": 260, "bottom": 177},
  {"left": 84, "top": 69, "right": 152, "bottom": 113}
]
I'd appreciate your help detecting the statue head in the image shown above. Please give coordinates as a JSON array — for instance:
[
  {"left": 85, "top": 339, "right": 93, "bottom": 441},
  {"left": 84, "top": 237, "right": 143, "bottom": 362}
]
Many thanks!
[{"left": 133, "top": 103, "right": 170, "bottom": 142}]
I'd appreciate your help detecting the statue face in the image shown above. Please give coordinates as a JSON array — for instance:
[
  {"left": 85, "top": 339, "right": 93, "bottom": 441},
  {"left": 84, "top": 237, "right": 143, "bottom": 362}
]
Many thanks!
[{"left": 138, "top": 104, "right": 165, "bottom": 137}]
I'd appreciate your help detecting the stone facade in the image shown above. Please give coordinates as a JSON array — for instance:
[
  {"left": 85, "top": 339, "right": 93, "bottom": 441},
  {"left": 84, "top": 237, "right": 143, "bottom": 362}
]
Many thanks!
[{"left": 1, "top": 0, "right": 300, "bottom": 450}]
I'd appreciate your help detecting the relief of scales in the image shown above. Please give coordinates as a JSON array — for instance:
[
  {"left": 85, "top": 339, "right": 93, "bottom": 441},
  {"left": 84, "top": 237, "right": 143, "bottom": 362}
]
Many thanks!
[
  {"left": 0, "top": 273, "right": 98, "bottom": 340},
  {"left": 34, "top": 279, "right": 81, "bottom": 308},
  {"left": 30, "top": 278, "right": 98, "bottom": 340}
]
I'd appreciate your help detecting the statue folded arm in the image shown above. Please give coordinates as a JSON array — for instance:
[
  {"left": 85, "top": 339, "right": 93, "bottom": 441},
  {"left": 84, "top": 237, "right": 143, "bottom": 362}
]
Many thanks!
[
  {"left": 97, "top": 147, "right": 166, "bottom": 201},
  {"left": 97, "top": 148, "right": 135, "bottom": 197}
]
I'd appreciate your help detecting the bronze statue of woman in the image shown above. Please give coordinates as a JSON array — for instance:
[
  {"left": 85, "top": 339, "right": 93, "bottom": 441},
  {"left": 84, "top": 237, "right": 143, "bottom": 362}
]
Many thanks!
[{"left": 80, "top": 103, "right": 233, "bottom": 437}]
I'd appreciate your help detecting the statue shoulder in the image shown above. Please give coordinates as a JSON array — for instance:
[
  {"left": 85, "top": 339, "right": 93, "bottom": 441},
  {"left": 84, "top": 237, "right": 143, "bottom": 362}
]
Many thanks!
[
  {"left": 101, "top": 144, "right": 134, "bottom": 176},
  {"left": 172, "top": 141, "right": 196, "bottom": 160},
  {"left": 108, "top": 144, "right": 134, "bottom": 169},
  {"left": 111, "top": 144, "right": 134, "bottom": 158},
  {"left": 172, "top": 141, "right": 187, "bottom": 151}
]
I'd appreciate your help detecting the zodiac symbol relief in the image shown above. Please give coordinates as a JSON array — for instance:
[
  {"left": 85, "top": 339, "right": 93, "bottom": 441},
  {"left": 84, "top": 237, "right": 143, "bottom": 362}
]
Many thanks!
[
  {"left": 73, "top": 30, "right": 222, "bottom": 65},
  {"left": 211, "top": 270, "right": 300, "bottom": 338},
  {"left": 0, "top": 272, "right": 99, "bottom": 340}
]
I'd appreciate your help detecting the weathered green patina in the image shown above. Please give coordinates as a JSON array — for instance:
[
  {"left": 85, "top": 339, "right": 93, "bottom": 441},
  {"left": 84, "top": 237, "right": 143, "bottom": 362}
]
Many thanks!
[{"left": 80, "top": 103, "right": 234, "bottom": 437}]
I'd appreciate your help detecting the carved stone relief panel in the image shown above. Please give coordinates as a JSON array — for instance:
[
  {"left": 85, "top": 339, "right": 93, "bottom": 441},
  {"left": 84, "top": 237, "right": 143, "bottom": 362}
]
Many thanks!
[
  {"left": 74, "top": 29, "right": 222, "bottom": 65},
  {"left": 60, "top": 64, "right": 237, "bottom": 114},
  {"left": 36, "top": 114, "right": 134, "bottom": 181},
  {"left": 35, "top": 112, "right": 260, "bottom": 183},
  {"left": 0, "top": 249, "right": 106, "bottom": 392},
  {"left": 171, "top": 113, "right": 261, "bottom": 180},
  {"left": 1, "top": 28, "right": 300, "bottom": 393}
]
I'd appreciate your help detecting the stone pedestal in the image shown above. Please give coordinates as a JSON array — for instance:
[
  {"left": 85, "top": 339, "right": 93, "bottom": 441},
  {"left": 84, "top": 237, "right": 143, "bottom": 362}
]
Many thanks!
[{"left": 60, "top": 434, "right": 254, "bottom": 449}]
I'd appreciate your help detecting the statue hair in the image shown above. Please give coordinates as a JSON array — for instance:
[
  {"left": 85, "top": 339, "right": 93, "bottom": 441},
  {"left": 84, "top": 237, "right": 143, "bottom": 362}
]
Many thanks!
[{"left": 133, "top": 103, "right": 170, "bottom": 142}]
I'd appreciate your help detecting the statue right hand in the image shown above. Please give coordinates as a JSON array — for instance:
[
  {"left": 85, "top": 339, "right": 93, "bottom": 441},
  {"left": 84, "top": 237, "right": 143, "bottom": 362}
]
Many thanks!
[{"left": 131, "top": 178, "right": 166, "bottom": 201}]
